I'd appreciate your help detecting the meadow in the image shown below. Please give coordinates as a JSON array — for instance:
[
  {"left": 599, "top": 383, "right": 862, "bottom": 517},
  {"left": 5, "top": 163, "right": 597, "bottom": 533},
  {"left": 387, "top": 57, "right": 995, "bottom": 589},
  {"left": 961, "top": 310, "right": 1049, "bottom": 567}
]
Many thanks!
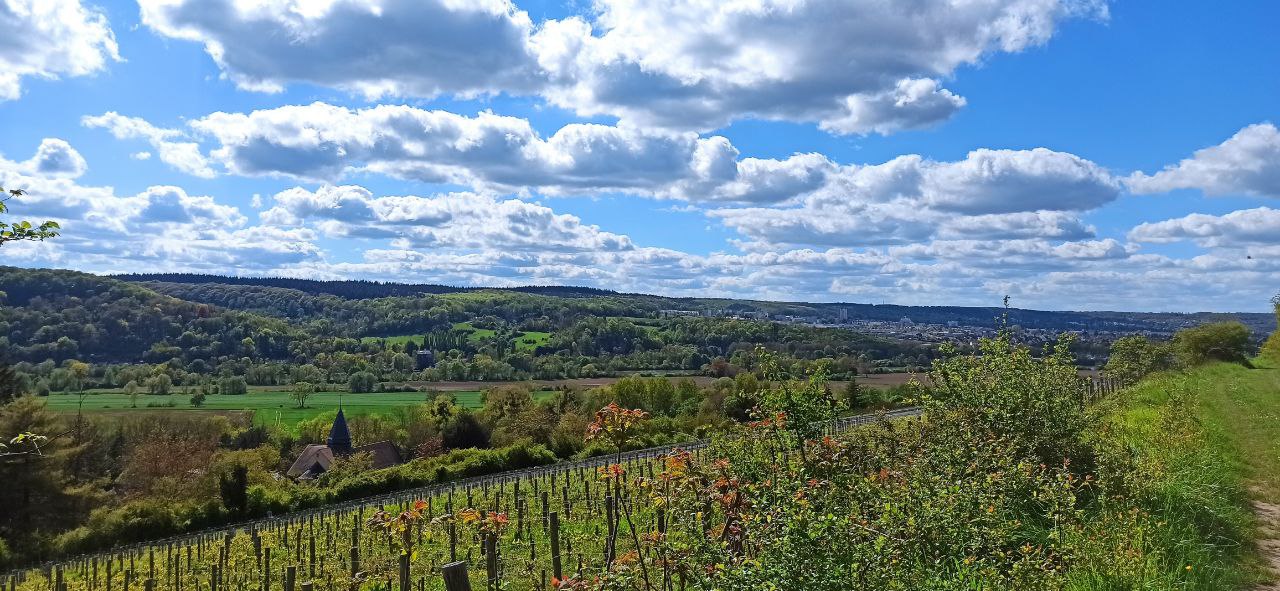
[
  {"left": 39, "top": 389, "right": 551, "bottom": 426},
  {"left": 360, "top": 323, "right": 552, "bottom": 353}
]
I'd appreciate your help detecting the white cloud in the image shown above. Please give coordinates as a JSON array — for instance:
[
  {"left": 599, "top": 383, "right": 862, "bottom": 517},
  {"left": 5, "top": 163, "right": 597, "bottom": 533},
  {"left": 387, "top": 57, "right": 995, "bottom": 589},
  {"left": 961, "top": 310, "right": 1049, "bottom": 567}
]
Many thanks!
[
  {"left": 0, "top": 139, "right": 310, "bottom": 271},
  {"left": 82, "top": 112, "right": 217, "bottom": 178},
  {"left": 709, "top": 148, "right": 1119, "bottom": 248},
  {"left": 0, "top": 0, "right": 119, "bottom": 100},
  {"left": 530, "top": 0, "right": 1105, "bottom": 133},
  {"left": 261, "top": 184, "right": 634, "bottom": 253},
  {"left": 1127, "top": 123, "right": 1280, "bottom": 198},
  {"left": 21, "top": 138, "right": 87, "bottom": 178},
  {"left": 137, "top": 0, "right": 542, "bottom": 98},
  {"left": 920, "top": 148, "right": 1121, "bottom": 214},
  {"left": 187, "top": 102, "right": 831, "bottom": 202},
  {"left": 1129, "top": 207, "right": 1280, "bottom": 247},
  {"left": 140, "top": 0, "right": 1105, "bottom": 134}
]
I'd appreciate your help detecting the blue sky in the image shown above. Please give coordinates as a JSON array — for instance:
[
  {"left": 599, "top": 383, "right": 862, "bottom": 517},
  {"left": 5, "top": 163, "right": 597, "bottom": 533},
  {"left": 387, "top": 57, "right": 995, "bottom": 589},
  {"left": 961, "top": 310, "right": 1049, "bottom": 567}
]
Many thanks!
[{"left": 0, "top": 0, "right": 1277, "bottom": 312}]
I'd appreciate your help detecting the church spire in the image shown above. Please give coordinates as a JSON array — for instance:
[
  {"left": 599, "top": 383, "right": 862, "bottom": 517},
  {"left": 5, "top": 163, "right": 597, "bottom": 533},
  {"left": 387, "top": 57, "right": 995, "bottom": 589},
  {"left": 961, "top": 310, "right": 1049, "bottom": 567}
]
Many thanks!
[{"left": 327, "top": 407, "right": 353, "bottom": 455}]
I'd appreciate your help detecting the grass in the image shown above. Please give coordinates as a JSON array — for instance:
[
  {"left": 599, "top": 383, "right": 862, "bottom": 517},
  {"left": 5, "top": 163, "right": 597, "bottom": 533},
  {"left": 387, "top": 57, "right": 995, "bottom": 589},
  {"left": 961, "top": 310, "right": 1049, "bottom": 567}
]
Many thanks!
[
  {"left": 1069, "top": 359, "right": 1279, "bottom": 589},
  {"left": 1194, "top": 358, "right": 1280, "bottom": 499},
  {"left": 361, "top": 323, "right": 551, "bottom": 352},
  {"left": 41, "top": 388, "right": 552, "bottom": 427},
  {"left": 358, "top": 334, "right": 423, "bottom": 346}
]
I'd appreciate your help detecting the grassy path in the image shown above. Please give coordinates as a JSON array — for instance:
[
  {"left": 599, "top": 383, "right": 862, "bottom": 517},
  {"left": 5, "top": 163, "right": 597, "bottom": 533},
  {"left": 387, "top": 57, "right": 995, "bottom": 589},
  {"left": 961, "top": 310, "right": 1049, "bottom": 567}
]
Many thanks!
[{"left": 1193, "top": 360, "right": 1280, "bottom": 588}]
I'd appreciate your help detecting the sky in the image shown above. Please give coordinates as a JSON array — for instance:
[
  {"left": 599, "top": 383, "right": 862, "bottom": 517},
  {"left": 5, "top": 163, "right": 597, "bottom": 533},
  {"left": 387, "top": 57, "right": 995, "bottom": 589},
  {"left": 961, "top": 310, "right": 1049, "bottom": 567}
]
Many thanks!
[{"left": 0, "top": 0, "right": 1277, "bottom": 312}]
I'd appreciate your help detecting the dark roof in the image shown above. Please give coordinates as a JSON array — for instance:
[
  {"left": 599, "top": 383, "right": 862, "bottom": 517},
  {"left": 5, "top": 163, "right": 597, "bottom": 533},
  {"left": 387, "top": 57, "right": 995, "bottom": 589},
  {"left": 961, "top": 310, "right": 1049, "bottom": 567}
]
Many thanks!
[
  {"left": 355, "top": 441, "right": 402, "bottom": 470},
  {"left": 286, "top": 444, "right": 334, "bottom": 478},
  {"left": 327, "top": 408, "right": 352, "bottom": 454}
]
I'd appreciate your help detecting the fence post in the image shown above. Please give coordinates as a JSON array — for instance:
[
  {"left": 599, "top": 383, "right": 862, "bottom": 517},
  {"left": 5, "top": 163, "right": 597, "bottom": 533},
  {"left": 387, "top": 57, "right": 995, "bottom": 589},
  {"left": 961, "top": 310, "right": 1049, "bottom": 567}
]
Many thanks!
[
  {"left": 484, "top": 535, "right": 497, "bottom": 591},
  {"left": 549, "top": 512, "right": 562, "bottom": 581},
  {"left": 440, "top": 562, "right": 472, "bottom": 591},
  {"left": 398, "top": 553, "right": 410, "bottom": 591}
]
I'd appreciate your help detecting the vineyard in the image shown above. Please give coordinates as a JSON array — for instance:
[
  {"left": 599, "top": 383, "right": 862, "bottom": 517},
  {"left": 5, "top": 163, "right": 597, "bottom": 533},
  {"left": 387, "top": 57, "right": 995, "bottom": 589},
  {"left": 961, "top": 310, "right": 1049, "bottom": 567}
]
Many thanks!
[{"left": 6, "top": 408, "right": 922, "bottom": 591}]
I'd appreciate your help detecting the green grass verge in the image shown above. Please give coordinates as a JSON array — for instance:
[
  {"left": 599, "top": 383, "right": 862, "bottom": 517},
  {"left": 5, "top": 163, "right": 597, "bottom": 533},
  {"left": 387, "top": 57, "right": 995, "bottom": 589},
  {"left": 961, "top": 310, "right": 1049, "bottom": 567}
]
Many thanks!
[{"left": 1066, "top": 360, "right": 1276, "bottom": 589}]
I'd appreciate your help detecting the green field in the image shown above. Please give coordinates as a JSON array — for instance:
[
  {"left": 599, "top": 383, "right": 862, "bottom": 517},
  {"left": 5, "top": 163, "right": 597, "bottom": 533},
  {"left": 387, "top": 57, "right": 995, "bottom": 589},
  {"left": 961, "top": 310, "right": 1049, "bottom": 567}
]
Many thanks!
[
  {"left": 360, "top": 323, "right": 551, "bottom": 352},
  {"left": 38, "top": 388, "right": 556, "bottom": 427},
  {"left": 357, "top": 334, "right": 423, "bottom": 346}
]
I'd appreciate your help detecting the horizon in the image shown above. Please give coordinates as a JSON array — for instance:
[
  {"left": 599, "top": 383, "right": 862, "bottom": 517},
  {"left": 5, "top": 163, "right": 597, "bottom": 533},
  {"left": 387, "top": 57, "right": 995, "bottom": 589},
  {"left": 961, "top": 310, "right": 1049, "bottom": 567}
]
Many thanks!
[
  {"left": 1, "top": 1, "right": 1278, "bottom": 312},
  {"left": 60, "top": 268, "right": 1279, "bottom": 316}
]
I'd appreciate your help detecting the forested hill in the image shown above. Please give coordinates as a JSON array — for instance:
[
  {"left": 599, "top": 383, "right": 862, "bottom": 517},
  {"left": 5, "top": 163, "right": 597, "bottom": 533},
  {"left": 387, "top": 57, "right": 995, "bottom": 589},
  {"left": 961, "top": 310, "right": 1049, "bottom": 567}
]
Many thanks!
[
  {"left": 114, "top": 273, "right": 619, "bottom": 299},
  {"left": 118, "top": 271, "right": 1276, "bottom": 336},
  {"left": 0, "top": 267, "right": 301, "bottom": 364}
]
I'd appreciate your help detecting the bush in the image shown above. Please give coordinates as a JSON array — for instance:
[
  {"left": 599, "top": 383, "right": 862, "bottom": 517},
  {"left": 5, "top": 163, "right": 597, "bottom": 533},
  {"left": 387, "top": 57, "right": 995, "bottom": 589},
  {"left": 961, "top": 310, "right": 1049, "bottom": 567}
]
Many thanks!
[
  {"left": 218, "top": 376, "right": 248, "bottom": 395},
  {"left": 1171, "top": 321, "right": 1252, "bottom": 367},
  {"left": 1262, "top": 295, "right": 1280, "bottom": 361},
  {"left": 348, "top": 371, "right": 378, "bottom": 393},
  {"left": 1104, "top": 335, "right": 1175, "bottom": 384}
]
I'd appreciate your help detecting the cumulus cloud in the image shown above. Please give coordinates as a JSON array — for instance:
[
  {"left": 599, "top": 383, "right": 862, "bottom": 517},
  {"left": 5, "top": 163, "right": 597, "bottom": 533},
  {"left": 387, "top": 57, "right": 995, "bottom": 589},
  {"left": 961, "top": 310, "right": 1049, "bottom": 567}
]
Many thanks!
[
  {"left": 139, "top": 0, "right": 1104, "bottom": 133},
  {"left": 0, "top": 139, "right": 313, "bottom": 271},
  {"left": 533, "top": 0, "right": 1105, "bottom": 132},
  {"left": 710, "top": 148, "right": 1119, "bottom": 248},
  {"left": 82, "top": 112, "right": 217, "bottom": 178},
  {"left": 1129, "top": 207, "right": 1280, "bottom": 247},
  {"left": 21, "top": 138, "right": 88, "bottom": 178},
  {"left": 184, "top": 102, "right": 831, "bottom": 202},
  {"left": 0, "top": 0, "right": 119, "bottom": 100},
  {"left": 138, "top": 0, "right": 541, "bottom": 98},
  {"left": 260, "top": 184, "right": 634, "bottom": 253},
  {"left": 1127, "top": 123, "right": 1280, "bottom": 198}
]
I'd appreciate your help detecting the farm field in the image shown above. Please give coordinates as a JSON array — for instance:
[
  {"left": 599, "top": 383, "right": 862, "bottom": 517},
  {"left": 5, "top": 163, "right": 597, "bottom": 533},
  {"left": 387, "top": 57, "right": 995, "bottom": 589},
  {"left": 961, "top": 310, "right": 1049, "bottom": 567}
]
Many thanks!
[
  {"left": 38, "top": 374, "right": 915, "bottom": 423},
  {"left": 38, "top": 389, "right": 556, "bottom": 426}
]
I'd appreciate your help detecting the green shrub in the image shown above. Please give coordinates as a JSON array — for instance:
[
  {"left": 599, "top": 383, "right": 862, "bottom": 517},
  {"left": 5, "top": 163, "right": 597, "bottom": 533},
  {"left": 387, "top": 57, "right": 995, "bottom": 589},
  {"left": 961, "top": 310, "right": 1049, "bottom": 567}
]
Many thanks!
[
  {"left": 1104, "top": 334, "right": 1175, "bottom": 384},
  {"left": 1171, "top": 321, "right": 1252, "bottom": 367},
  {"left": 1262, "top": 295, "right": 1280, "bottom": 361}
]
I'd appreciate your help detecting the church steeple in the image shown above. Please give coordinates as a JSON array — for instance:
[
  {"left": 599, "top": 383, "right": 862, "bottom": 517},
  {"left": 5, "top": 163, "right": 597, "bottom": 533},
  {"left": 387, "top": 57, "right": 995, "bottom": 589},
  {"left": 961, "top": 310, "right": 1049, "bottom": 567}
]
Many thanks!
[{"left": 327, "top": 408, "right": 353, "bottom": 455}]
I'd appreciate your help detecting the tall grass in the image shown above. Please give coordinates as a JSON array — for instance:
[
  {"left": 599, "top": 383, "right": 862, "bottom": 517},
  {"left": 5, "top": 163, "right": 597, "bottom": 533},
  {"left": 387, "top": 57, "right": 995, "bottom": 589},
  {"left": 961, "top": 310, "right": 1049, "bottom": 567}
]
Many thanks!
[{"left": 1064, "top": 362, "right": 1270, "bottom": 589}]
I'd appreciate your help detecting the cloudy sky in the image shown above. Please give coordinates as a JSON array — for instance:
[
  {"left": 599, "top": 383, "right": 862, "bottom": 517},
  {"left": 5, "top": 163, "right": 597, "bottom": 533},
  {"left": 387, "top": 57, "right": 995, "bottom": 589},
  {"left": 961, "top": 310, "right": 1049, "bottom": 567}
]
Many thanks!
[{"left": 0, "top": 0, "right": 1277, "bottom": 312}]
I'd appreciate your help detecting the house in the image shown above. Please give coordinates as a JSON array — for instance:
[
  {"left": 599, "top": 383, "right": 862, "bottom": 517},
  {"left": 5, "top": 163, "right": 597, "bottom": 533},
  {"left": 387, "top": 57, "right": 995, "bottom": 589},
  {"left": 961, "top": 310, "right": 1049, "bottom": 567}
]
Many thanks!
[
  {"left": 415, "top": 349, "right": 436, "bottom": 370},
  {"left": 286, "top": 408, "right": 403, "bottom": 480}
]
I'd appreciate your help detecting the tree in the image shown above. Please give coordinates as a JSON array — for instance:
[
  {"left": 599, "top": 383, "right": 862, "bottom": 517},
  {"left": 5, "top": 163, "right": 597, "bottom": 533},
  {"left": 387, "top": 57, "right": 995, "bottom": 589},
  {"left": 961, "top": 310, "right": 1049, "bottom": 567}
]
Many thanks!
[
  {"left": 146, "top": 374, "right": 172, "bottom": 395},
  {"left": 442, "top": 409, "right": 490, "bottom": 450},
  {"left": 1172, "top": 322, "right": 1252, "bottom": 367},
  {"left": 189, "top": 391, "right": 207, "bottom": 407},
  {"left": 123, "top": 380, "right": 141, "bottom": 408},
  {"left": 348, "top": 371, "right": 377, "bottom": 393},
  {"left": 0, "top": 188, "right": 59, "bottom": 247},
  {"left": 218, "top": 465, "right": 249, "bottom": 516},
  {"left": 0, "top": 359, "right": 26, "bottom": 405},
  {"left": 1104, "top": 335, "right": 1174, "bottom": 384},
  {"left": 841, "top": 378, "right": 868, "bottom": 409},
  {"left": 217, "top": 376, "right": 247, "bottom": 395},
  {"left": 1263, "top": 293, "right": 1280, "bottom": 361},
  {"left": 292, "top": 381, "right": 315, "bottom": 409}
]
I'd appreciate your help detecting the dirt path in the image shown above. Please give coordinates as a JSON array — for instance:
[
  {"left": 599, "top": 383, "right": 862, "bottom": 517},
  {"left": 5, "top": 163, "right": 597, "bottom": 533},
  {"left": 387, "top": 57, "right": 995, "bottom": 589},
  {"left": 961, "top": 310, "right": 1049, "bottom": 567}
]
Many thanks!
[{"left": 1254, "top": 499, "right": 1280, "bottom": 590}]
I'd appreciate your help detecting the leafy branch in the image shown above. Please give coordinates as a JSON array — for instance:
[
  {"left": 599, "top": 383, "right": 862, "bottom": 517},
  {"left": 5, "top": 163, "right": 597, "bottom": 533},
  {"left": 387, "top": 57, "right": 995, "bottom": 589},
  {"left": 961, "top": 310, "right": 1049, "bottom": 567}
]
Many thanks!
[{"left": 0, "top": 187, "right": 60, "bottom": 246}]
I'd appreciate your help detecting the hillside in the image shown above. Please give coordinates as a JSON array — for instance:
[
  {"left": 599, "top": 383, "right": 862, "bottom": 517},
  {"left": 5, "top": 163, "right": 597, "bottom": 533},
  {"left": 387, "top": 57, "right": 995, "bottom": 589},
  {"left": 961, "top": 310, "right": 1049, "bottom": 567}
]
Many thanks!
[
  {"left": 0, "top": 267, "right": 301, "bottom": 364},
  {"left": 120, "top": 272, "right": 1276, "bottom": 336}
]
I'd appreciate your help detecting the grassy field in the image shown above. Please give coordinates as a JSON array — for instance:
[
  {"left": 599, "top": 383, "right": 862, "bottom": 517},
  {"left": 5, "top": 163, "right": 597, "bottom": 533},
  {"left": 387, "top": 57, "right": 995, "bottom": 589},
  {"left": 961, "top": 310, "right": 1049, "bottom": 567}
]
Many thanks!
[
  {"left": 361, "top": 323, "right": 551, "bottom": 352},
  {"left": 38, "top": 388, "right": 561, "bottom": 427}
]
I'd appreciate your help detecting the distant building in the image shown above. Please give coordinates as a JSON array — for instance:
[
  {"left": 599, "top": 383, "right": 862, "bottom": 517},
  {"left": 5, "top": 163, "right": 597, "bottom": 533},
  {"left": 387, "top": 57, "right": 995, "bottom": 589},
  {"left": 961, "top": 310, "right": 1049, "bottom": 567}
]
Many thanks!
[
  {"left": 286, "top": 409, "right": 403, "bottom": 480},
  {"left": 415, "top": 349, "right": 436, "bottom": 370},
  {"left": 899, "top": 317, "right": 914, "bottom": 325},
  {"left": 838, "top": 308, "right": 849, "bottom": 322}
]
